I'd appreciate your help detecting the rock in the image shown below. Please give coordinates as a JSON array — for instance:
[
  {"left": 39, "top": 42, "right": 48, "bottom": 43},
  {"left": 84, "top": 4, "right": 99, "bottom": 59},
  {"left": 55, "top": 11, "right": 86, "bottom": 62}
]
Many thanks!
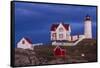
[
  {"left": 15, "top": 54, "right": 30, "bottom": 66},
  {"left": 14, "top": 48, "right": 39, "bottom": 66}
]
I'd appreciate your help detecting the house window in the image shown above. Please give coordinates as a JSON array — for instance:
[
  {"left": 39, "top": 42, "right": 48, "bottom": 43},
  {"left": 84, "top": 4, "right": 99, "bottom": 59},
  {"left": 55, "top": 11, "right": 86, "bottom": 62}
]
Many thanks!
[
  {"left": 22, "top": 40, "right": 25, "bottom": 44},
  {"left": 59, "top": 28, "right": 63, "bottom": 32},
  {"left": 52, "top": 33, "right": 56, "bottom": 37},
  {"left": 59, "top": 34, "right": 63, "bottom": 38}
]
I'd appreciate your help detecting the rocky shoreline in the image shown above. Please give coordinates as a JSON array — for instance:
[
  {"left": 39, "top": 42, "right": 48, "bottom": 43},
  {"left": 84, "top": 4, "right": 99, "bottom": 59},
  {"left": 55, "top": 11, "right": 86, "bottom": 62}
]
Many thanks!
[{"left": 14, "top": 39, "right": 97, "bottom": 67}]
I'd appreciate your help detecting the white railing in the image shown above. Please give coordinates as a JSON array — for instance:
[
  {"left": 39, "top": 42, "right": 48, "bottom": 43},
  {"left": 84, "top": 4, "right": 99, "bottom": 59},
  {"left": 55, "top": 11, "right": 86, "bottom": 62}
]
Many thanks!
[
  {"left": 73, "top": 36, "right": 85, "bottom": 45},
  {"left": 52, "top": 36, "right": 85, "bottom": 46},
  {"left": 32, "top": 43, "right": 43, "bottom": 46}
]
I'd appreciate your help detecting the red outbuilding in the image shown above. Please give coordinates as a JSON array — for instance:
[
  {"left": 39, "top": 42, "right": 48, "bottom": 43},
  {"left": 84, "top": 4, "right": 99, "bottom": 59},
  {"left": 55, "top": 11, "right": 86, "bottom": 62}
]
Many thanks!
[{"left": 53, "top": 46, "right": 66, "bottom": 57}]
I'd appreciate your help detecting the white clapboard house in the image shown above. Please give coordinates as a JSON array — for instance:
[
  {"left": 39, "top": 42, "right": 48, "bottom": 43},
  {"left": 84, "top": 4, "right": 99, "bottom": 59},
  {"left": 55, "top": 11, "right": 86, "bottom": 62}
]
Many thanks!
[
  {"left": 17, "top": 37, "right": 34, "bottom": 50},
  {"left": 51, "top": 23, "right": 71, "bottom": 41}
]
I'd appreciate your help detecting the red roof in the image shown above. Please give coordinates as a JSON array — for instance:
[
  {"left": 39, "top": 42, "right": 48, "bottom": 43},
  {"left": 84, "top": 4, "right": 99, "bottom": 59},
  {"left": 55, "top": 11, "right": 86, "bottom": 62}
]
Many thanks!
[
  {"left": 51, "top": 24, "right": 59, "bottom": 31},
  {"left": 51, "top": 23, "right": 69, "bottom": 31},
  {"left": 24, "top": 37, "right": 33, "bottom": 44},
  {"left": 62, "top": 24, "right": 69, "bottom": 30}
]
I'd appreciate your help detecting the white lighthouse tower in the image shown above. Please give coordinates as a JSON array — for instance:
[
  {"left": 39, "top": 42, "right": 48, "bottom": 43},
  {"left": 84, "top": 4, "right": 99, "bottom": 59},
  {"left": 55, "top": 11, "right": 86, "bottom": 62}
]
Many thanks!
[{"left": 84, "top": 15, "right": 92, "bottom": 39}]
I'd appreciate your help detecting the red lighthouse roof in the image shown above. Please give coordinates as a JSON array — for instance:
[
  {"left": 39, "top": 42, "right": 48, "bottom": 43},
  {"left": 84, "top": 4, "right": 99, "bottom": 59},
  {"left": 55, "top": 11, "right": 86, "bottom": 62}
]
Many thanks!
[{"left": 51, "top": 23, "right": 69, "bottom": 31}]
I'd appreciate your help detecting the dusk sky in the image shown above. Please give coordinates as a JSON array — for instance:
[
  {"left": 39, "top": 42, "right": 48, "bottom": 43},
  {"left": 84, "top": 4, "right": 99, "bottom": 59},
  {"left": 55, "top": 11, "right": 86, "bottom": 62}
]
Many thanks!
[{"left": 14, "top": 2, "right": 97, "bottom": 46}]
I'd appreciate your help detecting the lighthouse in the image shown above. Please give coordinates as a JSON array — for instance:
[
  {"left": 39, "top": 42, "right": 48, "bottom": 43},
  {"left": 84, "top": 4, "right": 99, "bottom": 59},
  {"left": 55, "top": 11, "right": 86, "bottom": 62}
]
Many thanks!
[{"left": 84, "top": 15, "right": 92, "bottom": 39}]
